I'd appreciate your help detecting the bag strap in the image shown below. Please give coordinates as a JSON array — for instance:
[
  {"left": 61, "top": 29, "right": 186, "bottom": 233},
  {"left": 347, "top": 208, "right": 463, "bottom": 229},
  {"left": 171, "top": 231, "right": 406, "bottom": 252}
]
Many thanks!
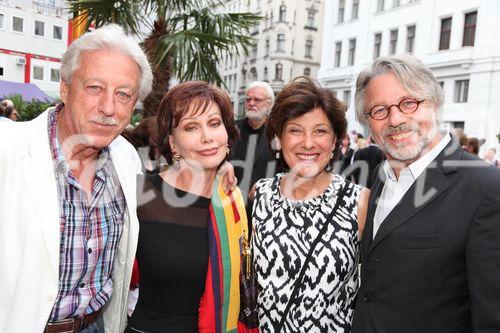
[{"left": 274, "top": 181, "right": 350, "bottom": 332}]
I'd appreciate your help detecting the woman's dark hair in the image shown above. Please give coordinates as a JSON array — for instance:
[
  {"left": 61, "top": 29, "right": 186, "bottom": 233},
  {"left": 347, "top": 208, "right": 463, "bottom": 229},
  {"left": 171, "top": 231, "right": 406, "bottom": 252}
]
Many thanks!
[
  {"left": 156, "top": 81, "right": 239, "bottom": 165},
  {"left": 266, "top": 76, "right": 347, "bottom": 171},
  {"left": 3, "top": 106, "right": 15, "bottom": 118}
]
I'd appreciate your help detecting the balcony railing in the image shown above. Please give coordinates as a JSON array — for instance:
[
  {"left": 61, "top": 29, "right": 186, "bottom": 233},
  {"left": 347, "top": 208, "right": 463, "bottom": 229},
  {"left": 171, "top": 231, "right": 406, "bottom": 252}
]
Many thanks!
[{"left": 32, "top": 1, "right": 64, "bottom": 16}]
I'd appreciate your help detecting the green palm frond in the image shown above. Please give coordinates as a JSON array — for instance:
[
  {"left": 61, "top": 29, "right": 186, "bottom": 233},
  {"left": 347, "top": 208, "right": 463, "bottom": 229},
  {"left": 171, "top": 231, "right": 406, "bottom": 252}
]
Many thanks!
[
  {"left": 159, "top": 9, "right": 260, "bottom": 83},
  {"left": 68, "top": 0, "right": 149, "bottom": 35}
]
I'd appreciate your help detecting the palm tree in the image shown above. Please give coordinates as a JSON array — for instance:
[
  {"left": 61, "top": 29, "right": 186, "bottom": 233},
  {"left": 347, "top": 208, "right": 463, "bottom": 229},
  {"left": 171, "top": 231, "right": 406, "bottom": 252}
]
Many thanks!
[{"left": 69, "top": 0, "right": 260, "bottom": 116}]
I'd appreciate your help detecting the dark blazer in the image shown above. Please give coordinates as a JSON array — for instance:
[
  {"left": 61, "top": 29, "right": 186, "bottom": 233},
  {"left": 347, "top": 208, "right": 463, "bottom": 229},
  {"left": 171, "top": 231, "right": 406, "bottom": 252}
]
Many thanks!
[
  {"left": 352, "top": 140, "right": 500, "bottom": 333},
  {"left": 351, "top": 144, "right": 385, "bottom": 187}
]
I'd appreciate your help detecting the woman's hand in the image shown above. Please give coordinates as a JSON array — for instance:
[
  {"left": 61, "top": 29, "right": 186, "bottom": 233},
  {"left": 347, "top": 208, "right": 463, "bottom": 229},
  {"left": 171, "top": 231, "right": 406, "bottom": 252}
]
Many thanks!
[{"left": 217, "top": 161, "right": 238, "bottom": 194}]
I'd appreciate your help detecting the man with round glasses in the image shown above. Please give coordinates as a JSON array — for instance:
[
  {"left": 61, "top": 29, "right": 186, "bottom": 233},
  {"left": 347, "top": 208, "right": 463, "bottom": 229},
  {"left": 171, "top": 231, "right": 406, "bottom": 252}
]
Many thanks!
[{"left": 351, "top": 54, "right": 500, "bottom": 333}]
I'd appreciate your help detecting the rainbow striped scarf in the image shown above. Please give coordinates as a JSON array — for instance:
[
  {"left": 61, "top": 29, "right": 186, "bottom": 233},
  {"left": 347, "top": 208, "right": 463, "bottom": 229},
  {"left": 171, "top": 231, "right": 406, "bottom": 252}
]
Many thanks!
[{"left": 198, "top": 177, "right": 248, "bottom": 333}]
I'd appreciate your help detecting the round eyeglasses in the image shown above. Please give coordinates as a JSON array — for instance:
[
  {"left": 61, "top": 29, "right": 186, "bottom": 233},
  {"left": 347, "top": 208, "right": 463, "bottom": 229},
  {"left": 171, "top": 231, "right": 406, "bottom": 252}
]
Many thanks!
[{"left": 364, "top": 99, "right": 425, "bottom": 120}]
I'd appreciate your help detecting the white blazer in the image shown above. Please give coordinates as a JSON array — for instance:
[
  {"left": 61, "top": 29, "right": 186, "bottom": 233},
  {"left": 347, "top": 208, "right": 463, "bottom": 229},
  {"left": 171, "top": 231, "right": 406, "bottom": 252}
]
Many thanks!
[{"left": 0, "top": 110, "right": 141, "bottom": 332}]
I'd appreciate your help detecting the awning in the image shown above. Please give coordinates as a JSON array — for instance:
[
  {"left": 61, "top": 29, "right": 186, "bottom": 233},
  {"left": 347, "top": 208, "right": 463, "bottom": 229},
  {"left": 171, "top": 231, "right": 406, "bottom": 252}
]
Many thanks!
[{"left": 0, "top": 80, "right": 54, "bottom": 102}]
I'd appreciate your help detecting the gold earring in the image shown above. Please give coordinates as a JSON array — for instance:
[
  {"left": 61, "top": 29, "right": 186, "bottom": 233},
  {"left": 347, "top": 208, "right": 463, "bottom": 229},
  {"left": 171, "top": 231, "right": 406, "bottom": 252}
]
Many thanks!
[{"left": 172, "top": 152, "right": 182, "bottom": 163}]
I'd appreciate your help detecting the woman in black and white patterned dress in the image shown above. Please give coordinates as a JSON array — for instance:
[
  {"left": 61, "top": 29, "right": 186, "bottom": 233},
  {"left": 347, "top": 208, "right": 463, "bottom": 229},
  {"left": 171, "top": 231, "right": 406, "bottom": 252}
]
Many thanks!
[{"left": 250, "top": 77, "right": 369, "bottom": 333}]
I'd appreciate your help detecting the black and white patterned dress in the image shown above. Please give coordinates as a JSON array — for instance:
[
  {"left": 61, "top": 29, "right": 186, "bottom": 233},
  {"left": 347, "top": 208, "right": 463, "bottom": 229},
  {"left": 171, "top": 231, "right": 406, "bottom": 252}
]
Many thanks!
[{"left": 252, "top": 173, "right": 361, "bottom": 333}]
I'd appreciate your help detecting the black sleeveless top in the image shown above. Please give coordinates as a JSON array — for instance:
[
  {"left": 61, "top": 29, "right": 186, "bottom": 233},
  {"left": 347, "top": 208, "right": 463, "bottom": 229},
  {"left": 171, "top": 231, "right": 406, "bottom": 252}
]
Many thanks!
[{"left": 127, "top": 173, "right": 210, "bottom": 333}]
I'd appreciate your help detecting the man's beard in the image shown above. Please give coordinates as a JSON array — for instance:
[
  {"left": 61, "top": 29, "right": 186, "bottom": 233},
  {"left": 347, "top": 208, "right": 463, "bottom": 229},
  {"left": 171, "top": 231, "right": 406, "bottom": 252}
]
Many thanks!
[
  {"left": 245, "top": 107, "right": 269, "bottom": 120},
  {"left": 380, "top": 120, "right": 439, "bottom": 163}
]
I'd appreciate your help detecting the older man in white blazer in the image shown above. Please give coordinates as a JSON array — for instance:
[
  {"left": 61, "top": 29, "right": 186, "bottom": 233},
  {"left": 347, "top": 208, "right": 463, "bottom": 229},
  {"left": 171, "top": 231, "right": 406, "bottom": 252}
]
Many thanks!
[{"left": 0, "top": 25, "right": 152, "bottom": 333}]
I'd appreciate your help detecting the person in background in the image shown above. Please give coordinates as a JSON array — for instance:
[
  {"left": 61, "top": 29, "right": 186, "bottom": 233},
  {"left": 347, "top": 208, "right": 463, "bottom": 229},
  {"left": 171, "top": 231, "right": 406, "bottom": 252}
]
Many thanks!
[
  {"left": 3, "top": 106, "right": 19, "bottom": 121},
  {"left": 128, "top": 81, "right": 247, "bottom": 333},
  {"left": 351, "top": 54, "right": 500, "bottom": 333},
  {"left": 250, "top": 77, "right": 369, "bottom": 332},
  {"left": 338, "top": 133, "right": 354, "bottom": 173},
  {"left": 482, "top": 147, "right": 498, "bottom": 167},
  {"left": 0, "top": 102, "right": 9, "bottom": 122},
  {"left": 230, "top": 81, "right": 277, "bottom": 197},
  {"left": 1, "top": 98, "right": 14, "bottom": 108},
  {"left": 464, "top": 137, "right": 480, "bottom": 155},
  {"left": 351, "top": 135, "right": 385, "bottom": 187},
  {"left": 0, "top": 24, "right": 153, "bottom": 333}
]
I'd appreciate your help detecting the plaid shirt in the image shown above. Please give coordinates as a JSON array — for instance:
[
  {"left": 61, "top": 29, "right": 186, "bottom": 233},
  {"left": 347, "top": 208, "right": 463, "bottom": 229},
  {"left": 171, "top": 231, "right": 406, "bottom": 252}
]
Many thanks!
[{"left": 47, "top": 105, "right": 125, "bottom": 320}]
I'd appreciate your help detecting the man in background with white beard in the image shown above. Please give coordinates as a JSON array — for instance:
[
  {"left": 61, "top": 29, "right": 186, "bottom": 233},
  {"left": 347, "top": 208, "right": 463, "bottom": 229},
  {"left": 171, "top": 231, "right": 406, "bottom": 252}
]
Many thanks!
[{"left": 230, "top": 81, "right": 277, "bottom": 197}]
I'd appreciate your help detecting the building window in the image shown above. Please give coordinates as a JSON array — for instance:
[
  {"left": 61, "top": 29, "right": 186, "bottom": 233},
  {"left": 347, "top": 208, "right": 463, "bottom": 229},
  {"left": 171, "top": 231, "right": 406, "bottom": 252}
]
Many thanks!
[
  {"left": 406, "top": 25, "right": 416, "bottom": 53},
  {"left": 34, "top": 20, "right": 45, "bottom": 37},
  {"left": 454, "top": 79, "right": 469, "bottom": 103},
  {"left": 53, "top": 25, "right": 63, "bottom": 40},
  {"left": 250, "top": 67, "right": 257, "bottom": 81},
  {"left": 389, "top": 29, "right": 398, "bottom": 55},
  {"left": 12, "top": 16, "right": 24, "bottom": 33},
  {"left": 334, "top": 41, "right": 342, "bottom": 67},
  {"left": 373, "top": 33, "right": 382, "bottom": 59},
  {"left": 377, "top": 0, "right": 385, "bottom": 12},
  {"left": 50, "top": 68, "right": 60, "bottom": 82},
  {"left": 343, "top": 90, "right": 351, "bottom": 107},
  {"left": 305, "top": 39, "right": 313, "bottom": 58},
  {"left": 352, "top": 0, "right": 359, "bottom": 20},
  {"left": 275, "top": 63, "right": 283, "bottom": 81},
  {"left": 277, "top": 33, "right": 285, "bottom": 52},
  {"left": 279, "top": 5, "right": 286, "bottom": 22},
  {"left": 265, "top": 38, "right": 270, "bottom": 56},
  {"left": 33, "top": 66, "right": 44, "bottom": 80},
  {"left": 338, "top": 0, "right": 345, "bottom": 23},
  {"left": 264, "top": 66, "right": 268, "bottom": 81},
  {"left": 0, "top": 13, "right": 4, "bottom": 29},
  {"left": 463, "top": 11, "right": 477, "bottom": 47},
  {"left": 251, "top": 42, "right": 258, "bottom": 59},
  {"left": 450, "top": 121, "right": 465, "bottom": 130},
  {"left": 439, "top": 17, "right": 452, "bottom": 50},
  {"left": 348, "top": 38, "right": 356, "bottom": 66},
  {"left": 306, "top": 10, "right": 315, "bottom": 28},
  {"left": 393, "top": 0, "right": 401, "bottom": 7},
  {"left": 304, "top": 67, "right": 311, "bottom": 76}
]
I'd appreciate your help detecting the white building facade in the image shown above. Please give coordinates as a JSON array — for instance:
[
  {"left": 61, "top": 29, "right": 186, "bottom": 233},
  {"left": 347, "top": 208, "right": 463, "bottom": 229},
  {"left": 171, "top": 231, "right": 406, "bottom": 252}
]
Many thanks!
[
  {"left": 217, "top": 0, "right": 325, "bottom": 117},
  {"left": 0, "top": 0, "right": 69, "bottom": 98},
  {"left": 318, "top": 0, "right": 500, "bottom": 151}
]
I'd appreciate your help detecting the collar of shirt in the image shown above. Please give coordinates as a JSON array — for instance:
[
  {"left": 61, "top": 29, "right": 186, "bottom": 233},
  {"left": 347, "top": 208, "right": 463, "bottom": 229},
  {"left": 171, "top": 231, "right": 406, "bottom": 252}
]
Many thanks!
[
  {"left": 48, "top": 105, "right": 112, "bottom": 187},
  {"left": 382, "top": 131, "right": 451, "bottom": 182},
  {"left": 373, "top": 131, "right": 450, "bottom": 239}
]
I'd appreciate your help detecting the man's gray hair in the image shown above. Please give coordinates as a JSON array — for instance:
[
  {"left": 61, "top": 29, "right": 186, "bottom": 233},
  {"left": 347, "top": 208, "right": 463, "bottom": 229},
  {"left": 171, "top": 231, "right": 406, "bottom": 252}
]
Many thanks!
[
  {"left": 354, "top": 54, "right": 444, "bottom": 126},
  {"left": 60, "top": 24, "right": 153, "bottom": 102},
  {"left": 246, "top": 81, "right": 275, "bottom": 104}
]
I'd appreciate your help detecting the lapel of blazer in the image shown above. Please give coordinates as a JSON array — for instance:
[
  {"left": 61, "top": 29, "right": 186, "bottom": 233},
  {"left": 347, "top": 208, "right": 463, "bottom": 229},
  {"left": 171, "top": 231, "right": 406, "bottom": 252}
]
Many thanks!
[
  {"left": 21, "top": 110, "right": 60, "bottom": 275},
  {"left": 251, "top": 125, "right": 268, "bottom": 167},
  {"left": 109, "top": 138, "right": 139, "bottom": 248},
  {"left": 368, "top": 140, "right": 461, "bottom": 253},
  {"left": 361, "top": 165, "right": 385, "bottom": 255}
]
